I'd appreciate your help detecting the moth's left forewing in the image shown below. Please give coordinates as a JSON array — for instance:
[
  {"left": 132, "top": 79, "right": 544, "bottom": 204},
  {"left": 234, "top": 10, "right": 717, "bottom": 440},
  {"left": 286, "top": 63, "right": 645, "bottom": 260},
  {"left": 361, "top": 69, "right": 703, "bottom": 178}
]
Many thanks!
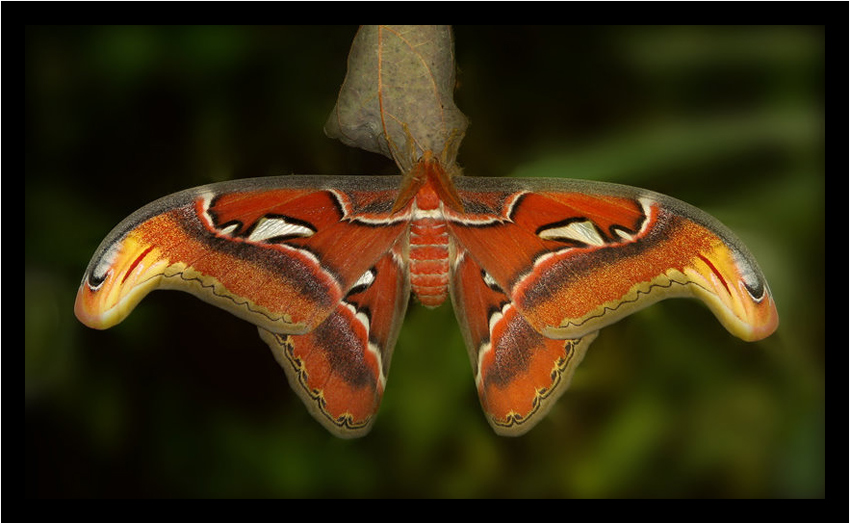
[{"left": 74, "top": 176, "right": 407, "bottom": 336}]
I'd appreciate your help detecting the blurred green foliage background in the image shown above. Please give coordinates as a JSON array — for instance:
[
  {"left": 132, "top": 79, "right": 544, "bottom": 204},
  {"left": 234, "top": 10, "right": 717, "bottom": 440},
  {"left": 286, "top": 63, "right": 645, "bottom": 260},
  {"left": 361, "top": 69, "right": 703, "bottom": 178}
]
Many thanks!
[{"left": 25, "top": 26, "right": 824, "bottom": 498}]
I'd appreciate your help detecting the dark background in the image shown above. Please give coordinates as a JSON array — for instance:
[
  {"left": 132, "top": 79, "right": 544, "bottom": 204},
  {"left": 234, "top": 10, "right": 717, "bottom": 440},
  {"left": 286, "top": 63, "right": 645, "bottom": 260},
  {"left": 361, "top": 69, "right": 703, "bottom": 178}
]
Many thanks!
[{"left": 26, "top": 25, "right": 824, "bottom": 498}]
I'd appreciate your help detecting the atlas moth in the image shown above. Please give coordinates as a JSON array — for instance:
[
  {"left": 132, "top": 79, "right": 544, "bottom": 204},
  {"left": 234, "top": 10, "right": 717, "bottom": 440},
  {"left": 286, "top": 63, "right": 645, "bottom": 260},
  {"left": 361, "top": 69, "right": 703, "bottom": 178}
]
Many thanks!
[{"left": 75, "top": 139, "right": 778, "bottom": 438}]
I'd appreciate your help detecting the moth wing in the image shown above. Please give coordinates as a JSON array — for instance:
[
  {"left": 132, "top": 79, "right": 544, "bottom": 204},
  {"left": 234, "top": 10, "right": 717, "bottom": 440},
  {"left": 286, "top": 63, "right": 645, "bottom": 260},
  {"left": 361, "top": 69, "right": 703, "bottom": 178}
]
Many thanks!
[
  {"left": 449, "top": 177, "right": 778, "bottom": 343},
  {"left": 260, "top": 246, "right": 410, "bottom": 437},
  {"left": 75, "top": 176, "right": 407, "bottom": 336},
  {"left": 448, "top": 177, "right": 777, "bottom": 434},
  {"left": 449, "top": 245, "right": 595, "bottom": 435}
]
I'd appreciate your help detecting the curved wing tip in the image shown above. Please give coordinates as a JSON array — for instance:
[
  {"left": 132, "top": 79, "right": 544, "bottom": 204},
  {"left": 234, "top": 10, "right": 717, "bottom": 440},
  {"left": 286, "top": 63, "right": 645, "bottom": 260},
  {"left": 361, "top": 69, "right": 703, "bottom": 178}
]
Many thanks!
[
  {"left": 718, "top": 288, "right": 779, "bottom": 342},
  {"left": 738, "top": 309, "right": 779, "bottom": 342},
  {"left": 74, "top": 288, "right": 117, "bottom": 330}
]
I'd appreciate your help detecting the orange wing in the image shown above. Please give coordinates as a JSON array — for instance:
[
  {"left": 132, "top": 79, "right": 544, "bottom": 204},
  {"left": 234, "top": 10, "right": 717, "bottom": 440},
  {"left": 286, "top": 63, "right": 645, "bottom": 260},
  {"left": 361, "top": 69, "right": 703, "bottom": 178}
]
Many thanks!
[
  {"left": 448, "top": 177, "right": 778, "bottom": 434},
  {"left": 75, "top": 175, "right": 412, "bottom": 438}
]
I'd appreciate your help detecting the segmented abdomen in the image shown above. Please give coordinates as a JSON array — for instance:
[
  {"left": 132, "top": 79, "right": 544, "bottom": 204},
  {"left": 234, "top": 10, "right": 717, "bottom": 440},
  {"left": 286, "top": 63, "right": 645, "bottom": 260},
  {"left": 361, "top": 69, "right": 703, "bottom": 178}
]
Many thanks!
[{"left": 409, "top": 217, "right": 450, "bottom": 307}]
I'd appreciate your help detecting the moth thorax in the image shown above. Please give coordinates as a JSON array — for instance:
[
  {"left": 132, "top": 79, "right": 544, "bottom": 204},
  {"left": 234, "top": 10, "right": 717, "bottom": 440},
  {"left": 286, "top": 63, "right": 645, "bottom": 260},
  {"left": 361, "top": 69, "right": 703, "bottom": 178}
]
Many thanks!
[{"left": 409, "top": 217, "right": 450, "bottom": 308}]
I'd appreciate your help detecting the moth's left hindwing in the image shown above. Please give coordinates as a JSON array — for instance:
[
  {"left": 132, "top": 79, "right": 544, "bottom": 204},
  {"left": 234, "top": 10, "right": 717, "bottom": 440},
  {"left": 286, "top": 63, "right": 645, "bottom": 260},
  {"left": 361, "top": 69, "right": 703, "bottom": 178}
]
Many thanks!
[
  {"left": 260, "top": 246, "right": 410, "bottom": 437},
  {"left": 75, "top": 175, "right": 410, "bottom": 437}
]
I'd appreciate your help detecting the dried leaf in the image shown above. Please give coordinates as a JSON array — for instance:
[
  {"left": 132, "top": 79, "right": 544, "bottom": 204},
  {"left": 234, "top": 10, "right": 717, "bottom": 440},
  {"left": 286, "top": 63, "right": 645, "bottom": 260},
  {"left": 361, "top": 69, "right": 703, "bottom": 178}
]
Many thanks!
[{"left": 324, "top": 25, "right": 469, "bottom": 172}]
